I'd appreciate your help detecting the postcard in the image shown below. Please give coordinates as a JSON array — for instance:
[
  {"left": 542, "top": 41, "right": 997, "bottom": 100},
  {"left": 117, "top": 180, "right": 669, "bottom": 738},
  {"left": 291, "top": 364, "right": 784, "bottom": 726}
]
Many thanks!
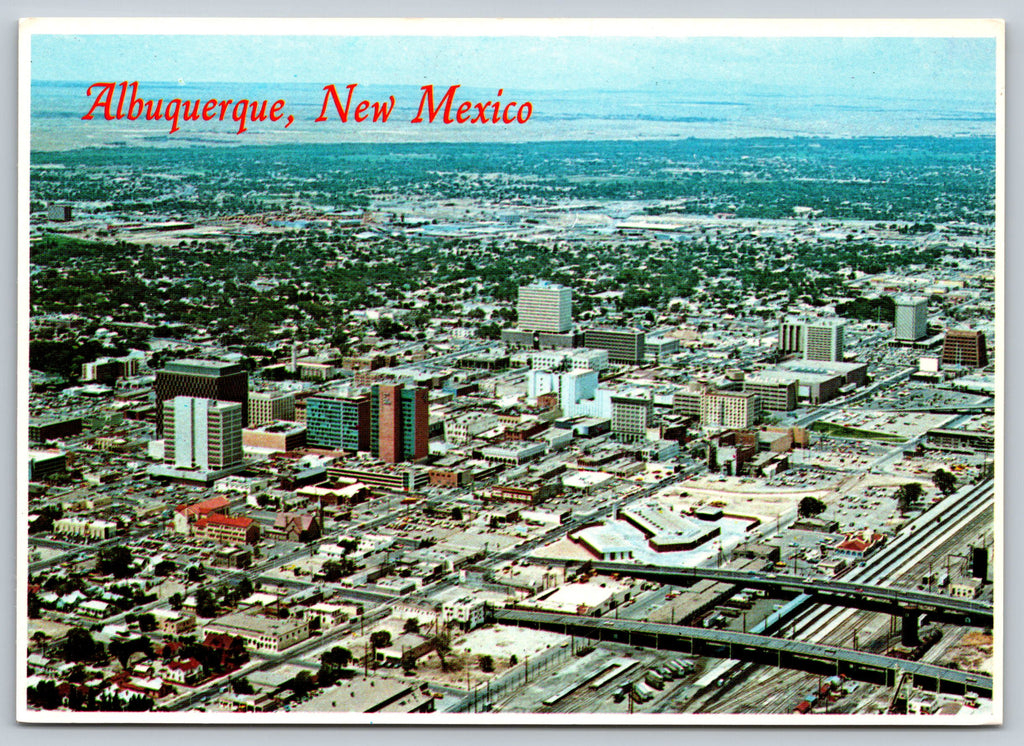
[{"left": 18, "top": 17, "right": 1003, "bottom": 724}]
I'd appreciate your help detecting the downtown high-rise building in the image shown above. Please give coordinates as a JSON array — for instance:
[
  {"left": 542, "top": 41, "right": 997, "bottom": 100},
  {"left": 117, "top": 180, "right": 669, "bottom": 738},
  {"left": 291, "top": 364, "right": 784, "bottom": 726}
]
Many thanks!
[
  {"left": 306, "top": 392, "right": 371, "bottom": 451},
  {"left": 778, "top": 317, "right": 846, "bottom": 362},
  {"left": 249, "top": 390, "right": 296, "bottom": 427},
  {"left": 163, "top": 396, "right": 243, "bottom": 471},
  {"left": 155, "top": 359, "right": 248, "bottom": 434},
  {"left": 583, "top": 327, "right": 646, "bottom": 364},
  {"left": 370, "top": 383, "right": 429, "bottom": 463},
  {"left": 942, "top": 329, "right": 989, "bottom": 368},
  {"left": 895, "top": 296, "right": 929, "bottom": 342},
  {"left": 518, "top": 281, "right": 573, "bottom": 333}
]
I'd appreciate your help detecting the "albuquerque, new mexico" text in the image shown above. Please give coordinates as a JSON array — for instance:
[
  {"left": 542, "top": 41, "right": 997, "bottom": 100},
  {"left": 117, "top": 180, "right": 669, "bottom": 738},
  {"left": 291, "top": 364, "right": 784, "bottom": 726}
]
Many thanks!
[{"left": 82, "top": 82, "right": 533, "bottom": 134}]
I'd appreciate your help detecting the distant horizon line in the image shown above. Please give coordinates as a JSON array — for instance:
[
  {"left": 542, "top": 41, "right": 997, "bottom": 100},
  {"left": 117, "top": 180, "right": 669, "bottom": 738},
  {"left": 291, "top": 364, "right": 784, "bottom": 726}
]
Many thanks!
[
  {"left": 31, "top": 79, "right": 997, "bottom": 106},
  {"left": 29, "top": 133, "right": 998, "bottom": 156}
]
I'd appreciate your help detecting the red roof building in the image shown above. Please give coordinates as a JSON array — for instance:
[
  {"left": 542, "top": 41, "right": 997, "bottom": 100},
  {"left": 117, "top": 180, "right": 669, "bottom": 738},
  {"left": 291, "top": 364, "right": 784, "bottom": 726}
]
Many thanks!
[
  {"left": 834, "top": 530, "right": 886, "bottom": 559},
  {"left": 171, "top": 495, "right": 231, "bottom": 535},
  {"left": 194, "top": 513, "right": 259, "bottom": 545}
]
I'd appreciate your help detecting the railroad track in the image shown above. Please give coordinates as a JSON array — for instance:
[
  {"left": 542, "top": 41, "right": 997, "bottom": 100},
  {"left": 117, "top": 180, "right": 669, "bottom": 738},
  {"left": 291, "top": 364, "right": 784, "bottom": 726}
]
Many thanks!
[{"left": 687, "top": 479, "right": 995, "bottom": 713}]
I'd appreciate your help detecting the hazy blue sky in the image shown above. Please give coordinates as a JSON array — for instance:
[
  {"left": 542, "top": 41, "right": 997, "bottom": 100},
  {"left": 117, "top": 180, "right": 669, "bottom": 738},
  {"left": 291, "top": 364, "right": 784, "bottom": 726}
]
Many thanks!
[{"left": 32, "top": 34, "right": 996, "bottom": 106}]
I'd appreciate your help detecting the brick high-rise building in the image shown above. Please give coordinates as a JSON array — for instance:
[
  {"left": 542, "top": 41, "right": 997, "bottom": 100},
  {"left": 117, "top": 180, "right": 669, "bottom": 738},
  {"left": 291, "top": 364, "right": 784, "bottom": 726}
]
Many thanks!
[
  {"left": 370, "top": 383, "right": 429, "bottom": 463},
  {"left": 942, "top": 329, "right": 989, "bottom": 368},
  {"left": 155, "top": 359, "right": 248, "bottom": 434}
]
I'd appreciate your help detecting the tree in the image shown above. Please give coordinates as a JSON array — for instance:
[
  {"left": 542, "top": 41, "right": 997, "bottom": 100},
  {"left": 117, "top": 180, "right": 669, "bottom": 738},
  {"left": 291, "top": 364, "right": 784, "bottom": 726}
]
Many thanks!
[
  {"left": 450, "top": 507, "right": 463, "bottom": 521},
  {"left": 195, "top": 588, "right": 218, "bottom": 618},
  {"left": 97, "top": 546, "right": 133, "bottom": 578},
  {"left": 401, "top": 653, "right": 418, "bottom": 675},
  {"left": 285, "top": 671, "right": 316, "bottom": 697},
  {"left": 322, "top": 559, "right": 353, "bottom": 582},
  {"left": 236, "top": 577, "right": 254, "bottom": 599},
  {"left": 403, "top": 617, "right": 421, "bottom": 634},
  {"left": 322, "top": 646, "right": 352, "bottom": 668},
  {"left": 933, "top": 469, "right": 957, "bottom": 496},
  {"left": 231, "top": 676, "right": 255, "bottom": 695},
  {"left": 479, "top": 655, "right": 494, "bottom": 673},
  {"left": 431, "top": 629, "right": 453, "bottom": 672},
  {"left": 109, "top": 635, "right": 153, "bottom": 670},
  {"left": 370, "top": 631, "right": 391, "bottom": 650},
  {"left": 137, "top": 613, "right": 157, "bottom": 632},
  {"left": 509, "top": 654, "right": 519, "bottom": 667},
  {"left": 896, "top": 482, "right": 923, "bottom": 513},
  {"left": 798, "top": 497, "right": 827, "bottom": 518},
  {"left": 62, "top": 627, "right": 101, "bottom": 663},
  {"left": 27, "top": 679, "right": 62, "bottom": 710},
  {"left": 154, "top": 560, "right": 176, "bottom": 576}
]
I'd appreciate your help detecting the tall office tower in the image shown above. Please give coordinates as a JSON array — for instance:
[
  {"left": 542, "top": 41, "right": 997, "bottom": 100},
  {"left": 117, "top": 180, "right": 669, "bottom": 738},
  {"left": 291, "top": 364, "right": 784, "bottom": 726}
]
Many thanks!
[
  {"left": 583, "top": 327, "right": 646, "bottom": 364},
  {"left": 610, "top": 393, "right": 652, "bottom": 444},
  {"left": 249, "top": 391, "right": 296, "bottom": 426},
  {"left": 306, "top": 392, "right": 371, "bottom": 451},
  {"left": 942, "top": 329, "right": 989, "bottom": 368},
  {"left": 370, "top": 383, "right": 429, "bottom": 463},
  {"left": 777, "top": 318, "right": 846, "bottom": 362},
  {"left": 163, "top": 397, "right": 243, "bottom": 471},
  {"left": 518, "top": 281, "right": 573, "bottom": 333},
  {"left": 155, "top": 359, "right": 249, "bottom": 434},
  {"left": 895, "top": 296, "right": 929, "bottom": 342},
  {"left": 777, "top": 320, "right": 806, "bottom": 356}
]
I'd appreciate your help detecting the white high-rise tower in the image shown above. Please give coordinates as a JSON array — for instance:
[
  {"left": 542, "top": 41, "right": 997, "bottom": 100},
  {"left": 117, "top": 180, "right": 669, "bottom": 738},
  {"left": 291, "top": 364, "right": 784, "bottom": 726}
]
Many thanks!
[{"left": 518, "top": 281, "right": 572, "bottom": 333}]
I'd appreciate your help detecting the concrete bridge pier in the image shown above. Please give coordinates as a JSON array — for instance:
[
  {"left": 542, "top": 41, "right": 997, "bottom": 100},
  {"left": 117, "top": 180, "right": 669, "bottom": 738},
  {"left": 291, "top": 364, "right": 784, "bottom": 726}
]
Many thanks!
[{"left": 901, "top": 611, "right": 920, "bottom": 647}]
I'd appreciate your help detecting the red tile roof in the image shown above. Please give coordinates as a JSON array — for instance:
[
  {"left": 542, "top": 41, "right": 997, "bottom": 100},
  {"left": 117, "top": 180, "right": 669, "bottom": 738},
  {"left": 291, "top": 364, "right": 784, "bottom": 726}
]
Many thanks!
[
  {"left": 197, "top": 513, "right": 253, "bottom": 529},
  {"left": 176, "top": 495, "right": 230, "bottom": 517}
]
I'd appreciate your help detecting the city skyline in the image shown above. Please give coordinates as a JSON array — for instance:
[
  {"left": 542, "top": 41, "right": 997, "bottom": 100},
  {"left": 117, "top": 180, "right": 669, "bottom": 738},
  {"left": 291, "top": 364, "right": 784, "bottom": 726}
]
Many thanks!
[{"left": 20, "top": 20, "right": 1002, "bottom": 724}]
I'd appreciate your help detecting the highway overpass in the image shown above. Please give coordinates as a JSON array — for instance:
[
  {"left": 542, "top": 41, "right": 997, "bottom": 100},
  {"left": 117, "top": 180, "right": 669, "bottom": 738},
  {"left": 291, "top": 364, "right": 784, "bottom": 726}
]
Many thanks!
[
  {"left": 492, "top": 608, "right": 992, "bottom": 699},
  {"left": 578, "top": 561, "right": 993, "bottom": 630}
]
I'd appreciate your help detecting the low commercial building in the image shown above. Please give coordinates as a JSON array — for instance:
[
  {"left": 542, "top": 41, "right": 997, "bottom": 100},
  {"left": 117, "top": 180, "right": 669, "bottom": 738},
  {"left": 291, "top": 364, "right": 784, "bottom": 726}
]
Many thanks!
[
  {"left": 530, "top": 348, "right": 609, "bottom": 373},
  {"left": 949, "top": 577, "right": 983, "bottom": 599},
  {"left": 29, "top": 416, "right": 83, "bottom": 443},
  {"left": 242, "top": 421, "right": 307, "bottom": 452},
  {"left": 28, "top": 449, "right": 66, "bottom": 480},
  {"left": 480, "top": 441, "right": 547, "bottom": 466},
  {"left": 53, "top": 517, "right": 118, "bottom": 541},
  {"left": 327, "top": 463, "right": 429, "bottom": 493},
  {"left": 290, "top": 679, "right": 435, "bottom": 714},
  {"left": 444, "top": 411, "right": 498, "bottom": 444},
  {"left": 203, "top": 612, "right": 310, "bottom": 654},
  {"left": 193, "top": 514, "right": 259, "bottom": 545},
  {"left": 619, "top": 503, "right": 721, "bottom": 552},
  {"left": 269, "top": 512, "right": 321, "bottom": 542},
  {"left": 776, "top": 359, "right": 868, "bottom": 404},
  {"left": 571, "top": 524, "right": 635, "bottom": 561},
  {"left": 926, "top": 428, "right": 994, "bottom": 453},
  {"left": 742, "top": 372, "right": 799, "bottom": 411},
  {"left": 441, "top": 596, "right": 487, "bottom": 631},
  {"left": 307, "top": 603, "right": 349, "bottom": 629},
  {"left": 152, "top": 609, "right": 197, "bottom": 636}
]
